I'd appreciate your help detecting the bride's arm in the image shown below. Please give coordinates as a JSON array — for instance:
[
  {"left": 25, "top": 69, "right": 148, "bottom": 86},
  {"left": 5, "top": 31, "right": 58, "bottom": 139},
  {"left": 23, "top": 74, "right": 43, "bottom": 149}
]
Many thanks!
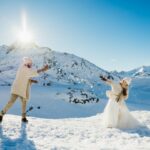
[{"left": 99, "top": 75, "right": 113, "bottom": 85}]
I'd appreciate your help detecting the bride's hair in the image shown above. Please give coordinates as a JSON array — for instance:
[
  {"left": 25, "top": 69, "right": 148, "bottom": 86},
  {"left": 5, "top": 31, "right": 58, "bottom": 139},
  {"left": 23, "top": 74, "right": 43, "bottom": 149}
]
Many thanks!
[
  {"left": 120, "top": 80, "right": 128, "bottom": 97},
  {"left": 122, "top": 87, "right": 127, "bottom": 96}
]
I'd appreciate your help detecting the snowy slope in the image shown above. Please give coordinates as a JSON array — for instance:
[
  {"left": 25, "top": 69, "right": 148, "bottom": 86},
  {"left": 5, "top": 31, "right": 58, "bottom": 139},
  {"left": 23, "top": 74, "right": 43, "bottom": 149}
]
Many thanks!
[
  {"left": 0, "top": 111, "right": 150, "bottom": 150},
  {"left": 0, "top": 85, "right": 149, "bottom": 119},
  {"left": 0, "top": 86, "right": 107, "bottom": 119}
]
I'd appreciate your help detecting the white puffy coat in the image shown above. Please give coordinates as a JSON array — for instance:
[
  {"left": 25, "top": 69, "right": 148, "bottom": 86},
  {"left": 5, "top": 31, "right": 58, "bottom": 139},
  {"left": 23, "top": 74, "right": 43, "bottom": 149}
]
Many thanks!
[{"left": 11, "top": 65, "right": 39, "bottom": 100}]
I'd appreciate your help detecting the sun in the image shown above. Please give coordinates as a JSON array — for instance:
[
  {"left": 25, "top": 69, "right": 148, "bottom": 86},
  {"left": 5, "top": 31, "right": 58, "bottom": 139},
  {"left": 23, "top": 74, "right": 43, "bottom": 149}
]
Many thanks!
[
  {"left": 18, "top": 30, "right": 33, "bottom": 43},
  {"left": 17, "top": 12, "right": 34, "bottom": 44}
]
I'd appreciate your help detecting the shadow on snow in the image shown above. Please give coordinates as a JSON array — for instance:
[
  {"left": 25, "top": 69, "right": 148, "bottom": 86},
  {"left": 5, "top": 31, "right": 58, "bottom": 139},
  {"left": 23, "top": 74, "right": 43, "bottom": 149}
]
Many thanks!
[{"left": 0, "top": 123, "right": 36, "bottom": 150}]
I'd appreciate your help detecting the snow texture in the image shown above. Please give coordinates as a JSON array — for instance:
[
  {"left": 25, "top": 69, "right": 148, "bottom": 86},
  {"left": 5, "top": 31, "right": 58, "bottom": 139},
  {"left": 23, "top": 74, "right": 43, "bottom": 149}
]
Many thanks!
[{"left": 0, "top": 112, "right": 150, "bottom": 150}]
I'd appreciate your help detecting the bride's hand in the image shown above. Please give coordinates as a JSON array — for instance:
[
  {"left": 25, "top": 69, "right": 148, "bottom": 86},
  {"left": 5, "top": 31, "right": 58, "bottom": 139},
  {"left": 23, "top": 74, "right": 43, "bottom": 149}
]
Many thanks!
[{"left": 100, "top": 75, "right": 107, "bottom": 81}]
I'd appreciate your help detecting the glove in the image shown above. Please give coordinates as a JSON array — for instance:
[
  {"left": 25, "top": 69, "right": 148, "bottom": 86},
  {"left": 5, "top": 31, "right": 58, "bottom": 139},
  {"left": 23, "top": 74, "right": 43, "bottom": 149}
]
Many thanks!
[
  {"left": 43, "top": 65, "right": 49, "bottom": 72},
  {"left": 99, "top": 75, "right": 107, "bottom": 81}
]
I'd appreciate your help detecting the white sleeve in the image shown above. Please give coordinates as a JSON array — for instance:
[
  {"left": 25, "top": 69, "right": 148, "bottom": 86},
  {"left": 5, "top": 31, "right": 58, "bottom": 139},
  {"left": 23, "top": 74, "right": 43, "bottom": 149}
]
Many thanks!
[
  {"left": 106, "top": 79, "right": 114, "bottom": 86},
  {"left": 110, "top": 81, "right": 119, "bottom": 88},
  {"left": 28, "top": 69, "right": 39, "bottom": 78}
]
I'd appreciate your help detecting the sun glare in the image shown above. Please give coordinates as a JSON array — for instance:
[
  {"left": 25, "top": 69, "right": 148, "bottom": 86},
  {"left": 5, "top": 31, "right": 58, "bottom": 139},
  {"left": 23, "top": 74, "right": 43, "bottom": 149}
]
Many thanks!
[
  {"left": 17, "top": 12, "right": 33, "bottom": 43},
  {"left": 18, "top": 30, "right": 33, "bottom": 43}
]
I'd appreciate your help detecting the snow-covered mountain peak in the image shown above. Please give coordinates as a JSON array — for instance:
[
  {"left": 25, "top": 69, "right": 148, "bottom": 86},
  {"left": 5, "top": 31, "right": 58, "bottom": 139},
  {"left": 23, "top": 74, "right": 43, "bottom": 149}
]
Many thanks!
[
  {"left": 135, "top": 66, "right": 150, "bottom": 73},
  {"left": 112, "top": 66, "right": 150, "bottom": 78},
  {"left": 131, "top": 66, "right": 150, "bottom": 77}
]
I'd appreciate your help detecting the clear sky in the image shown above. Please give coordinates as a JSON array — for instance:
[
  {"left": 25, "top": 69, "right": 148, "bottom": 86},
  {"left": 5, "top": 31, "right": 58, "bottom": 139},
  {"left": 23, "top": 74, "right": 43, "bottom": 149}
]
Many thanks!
[{"left": 0, "top": 0, "right": 150, "bottom": 71}]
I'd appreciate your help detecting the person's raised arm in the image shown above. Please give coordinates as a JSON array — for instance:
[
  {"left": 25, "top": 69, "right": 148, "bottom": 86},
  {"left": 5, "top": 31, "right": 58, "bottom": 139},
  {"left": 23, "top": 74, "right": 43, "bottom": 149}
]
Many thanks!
[
  {"left": 37, "top": 64, "right": 49, "bottom": 74},
  {"left": 29, "top": 79, "right": 38, "bottom": 84}
]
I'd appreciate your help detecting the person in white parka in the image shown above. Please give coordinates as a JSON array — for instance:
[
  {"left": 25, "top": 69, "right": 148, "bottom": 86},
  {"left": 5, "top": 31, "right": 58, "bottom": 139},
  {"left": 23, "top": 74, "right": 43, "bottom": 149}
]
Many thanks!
[
  {"left": 0, "top": 57, "right": 49, "bottom": 123},
  {"left": 100, "top": 75, "right": 140, "bottom": 129}
]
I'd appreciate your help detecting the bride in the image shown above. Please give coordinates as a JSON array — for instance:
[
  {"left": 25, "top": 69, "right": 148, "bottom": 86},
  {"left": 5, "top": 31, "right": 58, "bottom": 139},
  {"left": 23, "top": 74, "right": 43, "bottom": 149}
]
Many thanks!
[{"left": 100, "top": 75, "right": 140, "bottom": 129}]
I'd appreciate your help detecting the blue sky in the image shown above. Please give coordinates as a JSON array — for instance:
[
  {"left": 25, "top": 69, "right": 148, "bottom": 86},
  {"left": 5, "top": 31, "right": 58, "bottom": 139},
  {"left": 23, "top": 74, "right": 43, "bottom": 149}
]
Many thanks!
[{"left": 0, "top": 0, "right": 150, "bottom": 71}]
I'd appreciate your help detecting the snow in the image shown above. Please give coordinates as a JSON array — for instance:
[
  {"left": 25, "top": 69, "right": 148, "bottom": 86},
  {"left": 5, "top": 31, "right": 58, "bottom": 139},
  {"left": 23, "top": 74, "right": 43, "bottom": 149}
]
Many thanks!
[{"left": 0, "top": 111, "right": 150, "bottom": 150}]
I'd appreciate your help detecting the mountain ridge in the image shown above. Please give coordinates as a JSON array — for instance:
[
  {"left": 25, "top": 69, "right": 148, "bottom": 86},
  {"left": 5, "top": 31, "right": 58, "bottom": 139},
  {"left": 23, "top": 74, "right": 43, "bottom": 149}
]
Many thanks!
[{"left": 0, "top": 43, "right": 150, "bottom": 105}]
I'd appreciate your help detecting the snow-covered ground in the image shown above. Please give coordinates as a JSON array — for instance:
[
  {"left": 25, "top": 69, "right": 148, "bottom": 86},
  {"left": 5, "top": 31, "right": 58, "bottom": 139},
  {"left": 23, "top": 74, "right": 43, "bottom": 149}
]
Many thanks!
[{"left": 0, "top": 111, "right": 150, "bottom": 150}]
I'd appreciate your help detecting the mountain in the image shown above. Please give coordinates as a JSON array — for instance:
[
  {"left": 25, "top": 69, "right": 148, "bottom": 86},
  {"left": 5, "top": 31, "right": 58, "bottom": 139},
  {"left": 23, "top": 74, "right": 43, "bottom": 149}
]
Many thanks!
[
  {"left": 0, "top": 42, "right": 150, "bottom": 107},
  {"left": 0, "top": 42, "right": 118, "bottom": 104},
  {"left": 112, "top": 66, "right": 150, "bottom": 78}
]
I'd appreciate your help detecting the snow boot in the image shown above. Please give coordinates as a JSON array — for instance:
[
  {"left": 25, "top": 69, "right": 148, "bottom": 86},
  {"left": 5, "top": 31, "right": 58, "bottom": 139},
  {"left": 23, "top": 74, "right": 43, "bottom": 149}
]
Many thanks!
[
  {"left": 22, "top": 117, "right": 28, "bottom": 123},
  {"left": 0, "top": 115, "right": 3, "bottom": 123}
]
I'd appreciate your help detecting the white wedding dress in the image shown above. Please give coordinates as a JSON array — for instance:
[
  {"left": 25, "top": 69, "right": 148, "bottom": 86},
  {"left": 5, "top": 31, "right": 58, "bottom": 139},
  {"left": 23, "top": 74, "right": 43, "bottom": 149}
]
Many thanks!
[{"left": 103, "top": 81, "right": 140, "bottom": 129}]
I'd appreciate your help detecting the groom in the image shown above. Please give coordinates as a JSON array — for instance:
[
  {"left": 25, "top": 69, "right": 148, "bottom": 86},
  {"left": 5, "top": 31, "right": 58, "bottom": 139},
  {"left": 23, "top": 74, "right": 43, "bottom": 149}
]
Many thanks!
[{"left": 0, "top": 57, "right": 49, "bottom": 123}]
